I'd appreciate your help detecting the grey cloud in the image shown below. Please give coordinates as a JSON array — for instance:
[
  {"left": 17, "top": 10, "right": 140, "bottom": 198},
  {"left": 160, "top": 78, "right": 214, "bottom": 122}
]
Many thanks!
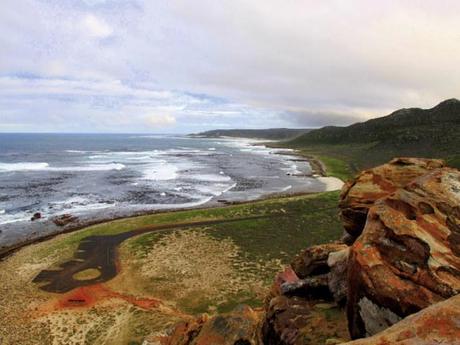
[
  {"left": 1, "top": 0, "right": 460, "bottom": 132},
  {"left": 281, "top": 110, "right": 365, "bottom": 128}
]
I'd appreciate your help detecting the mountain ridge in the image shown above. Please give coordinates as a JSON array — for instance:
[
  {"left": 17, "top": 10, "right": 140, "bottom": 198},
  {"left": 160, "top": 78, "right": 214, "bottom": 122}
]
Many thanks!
[
  {"left": 290, "top": 98, "right": 460, "bottom": 145},
  {"left": 190, "top": 128, "right": 312, "bottom": 140}
]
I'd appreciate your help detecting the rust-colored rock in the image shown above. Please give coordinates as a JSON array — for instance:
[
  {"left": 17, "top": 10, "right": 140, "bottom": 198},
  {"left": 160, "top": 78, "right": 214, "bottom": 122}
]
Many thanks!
[
  {"left": 52, "top": 213, "right": 78, "bottom": 226},
  {"left": 291, "top": 243, "right": 348, "bottom": 279},
  {"left": 327, "top": 247, "right": 350, "bottom": 305},
  {"left": 347, "top": 167, "right": 460, "bottom": 339},
  {"left": 262, "top": 295, "right": 350, "bottom": 345},
  {"left": 263, "top": 295, "right": 313, "bottom": 345},
  {"left": 339, "top": 157, "right": 444, "bottom": 241},
  {"left": 155, "top": 305, "right": 261, "bottom": 345},
  {"left": 342, "top": 294, "right": 460, "bottom": 345}
]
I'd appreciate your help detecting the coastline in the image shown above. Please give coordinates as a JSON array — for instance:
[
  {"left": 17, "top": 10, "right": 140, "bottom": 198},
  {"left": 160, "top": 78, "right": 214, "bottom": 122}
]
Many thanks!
[{"left": 0, "top": 139, "right": 343, "bottom": 260}]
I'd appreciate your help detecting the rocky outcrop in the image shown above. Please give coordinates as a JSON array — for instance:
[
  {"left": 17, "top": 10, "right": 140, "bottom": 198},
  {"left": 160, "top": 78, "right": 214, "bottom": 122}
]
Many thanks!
[
  {"left": 263, "top": 295, "right": 314, "bottom": 345},
  {"left": 347, "top": 167, "right": 460, "bottom": 339},
  {"left": 327, "top": 247, "right": 350, "bottom": 305},
  {"left": 52, "top": 213, "right": 78, "bottom": 227},
  {"left": 30, "top": 212, "right": 42, "bottom": 221},
  {"left": 342, "top": 294, "right": 460, "bottom": 345},
  {"left": 339, "top": 157, "right": 444, "bottom": 243},
  {"left": 291, "top": 243, "right": 348, "bottom": 279},
  {"left": 262, "top": 244, "right": 351, "bottom": 344},
  {"left": 152, "top": 305, "right": 261, "bottom": 345},
  {"left": 155, "top": 157, "right": 460, "bottom": 345}
]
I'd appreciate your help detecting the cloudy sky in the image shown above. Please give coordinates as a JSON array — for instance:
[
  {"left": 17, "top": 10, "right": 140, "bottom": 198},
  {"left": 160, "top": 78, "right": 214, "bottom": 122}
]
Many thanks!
[{"left": 1, "top": 0, "right": 459, "bottom": 133}]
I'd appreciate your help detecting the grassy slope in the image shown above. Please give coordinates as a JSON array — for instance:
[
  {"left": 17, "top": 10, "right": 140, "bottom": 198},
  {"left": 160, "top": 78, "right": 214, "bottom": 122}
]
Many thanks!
[
  {"left": 0, "top": 192, "right": 344, "bottom": 345},
  {"left": 285, "top": 99, "right": 460, "bottom": 175},
  {"left": 122, "top": 191, "right": 342, "bottom": 315}
]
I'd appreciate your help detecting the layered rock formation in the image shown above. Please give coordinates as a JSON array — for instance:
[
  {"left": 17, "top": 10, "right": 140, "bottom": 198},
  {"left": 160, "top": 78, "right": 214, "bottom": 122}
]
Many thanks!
[
  {"left": 342, "top": 294, "right": 460, "bottom": 345},
  {"left": 347, "top": 167, "right": 460, "bottom": 338},
  {"left": 339, "top": 157, "right": 444, "bottom": 243},
  {"left": 150, "top": 305, "right": 261, "bottom": 345},
  {"left": 158, "top": 158, "right": 460, "bottom": 345},
  {"left": 262, "top": 245, "right": 350, "bottom": 344}
]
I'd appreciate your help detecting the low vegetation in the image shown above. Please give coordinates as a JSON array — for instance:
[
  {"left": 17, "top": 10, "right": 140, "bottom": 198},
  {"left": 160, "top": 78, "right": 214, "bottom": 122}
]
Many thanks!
[
  {"left": 0, "top": 191, "right": 343, "bottom": 345},
  {"left": 287, "top": 99, "right": 460, "bottom": 173}
]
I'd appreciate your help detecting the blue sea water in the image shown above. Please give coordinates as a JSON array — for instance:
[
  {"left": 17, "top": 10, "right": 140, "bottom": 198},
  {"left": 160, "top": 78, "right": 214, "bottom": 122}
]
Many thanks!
[{"left": 0, "top": 133, "right": 325, "bottom": 246}]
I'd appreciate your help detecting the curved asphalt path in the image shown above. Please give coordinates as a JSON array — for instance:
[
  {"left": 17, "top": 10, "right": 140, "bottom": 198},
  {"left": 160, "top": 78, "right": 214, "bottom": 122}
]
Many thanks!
[{"left": 33, "top": 214, "right": 283, "bottom": 293}]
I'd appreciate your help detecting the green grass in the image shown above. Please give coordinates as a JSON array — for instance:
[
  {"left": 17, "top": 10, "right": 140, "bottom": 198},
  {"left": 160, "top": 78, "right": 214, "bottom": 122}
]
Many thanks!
[
  {"left": 126, "top": 191, "right": 342, "bottom": 265},
  {"left": 314, "top": 154, "right": 353, "bottom": 181},
  {"left": 123, "top": 191, "right": 343, "bottom": 315},
  {"left": 34, "top": 191, "right": 343, "bottom": 317},
  {"left": 447, "top": 155, "right": 460, "bottom": 169}
]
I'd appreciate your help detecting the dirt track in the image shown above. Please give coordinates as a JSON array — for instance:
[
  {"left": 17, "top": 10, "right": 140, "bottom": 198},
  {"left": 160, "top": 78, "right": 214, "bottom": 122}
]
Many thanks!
[{"left": 33, "top": 214, "right": 282, "bottom": 293}]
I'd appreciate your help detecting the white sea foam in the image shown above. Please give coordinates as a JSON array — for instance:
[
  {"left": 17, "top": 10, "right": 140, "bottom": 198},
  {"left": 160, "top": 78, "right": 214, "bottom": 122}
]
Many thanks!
[
  {"left": 58, "top": 163, "right": 126, "bottom": 171},
  {"left": 188, "top": 174, "right": 232, "bottom": 182},
  {"left": 0, "top": 209, "right": 5, "bottom": 215},
  {"left": 280, "top": 185, "right": 292, "bottom": 192},
  {"left": 194, "top": 182, "right": 235, "bottom": 196},
  {"left": 0, "top": 162, "right": 125, "bottom": 172},
  {"left": 142, "top": 162, "right": 179, "bottom": 181},
  {"left": 0, "top": 162, "right": 50, "bottom": 171},
  {"left": 0, "top": 211, "right": 33, "bottom": 225},
  {"left": 65, "top": 150, "right": 90, "bottom": 153}
]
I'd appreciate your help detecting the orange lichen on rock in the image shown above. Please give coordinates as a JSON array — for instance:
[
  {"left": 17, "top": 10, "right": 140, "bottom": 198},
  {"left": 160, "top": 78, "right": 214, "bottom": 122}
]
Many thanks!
[
  {"left": 339, "top": 157, "right": 444, "bottom": 242},
  {"left": 152, "top": 305, "right": 261, "bottom": 345},
  {"left": 342, "top": 294, "right": 460, "bottom": 345},
  {"left": 347, "top": 167, "right": 460, "bottom": 339}
]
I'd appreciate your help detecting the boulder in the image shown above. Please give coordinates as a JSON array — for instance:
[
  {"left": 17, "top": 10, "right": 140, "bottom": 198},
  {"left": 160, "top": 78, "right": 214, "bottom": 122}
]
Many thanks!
[
  {"left": 339, "top": 157, "right": 444, "bottom": 242},
  {"left": 52, "top": 213, "right": 78, "bottom": 226},
  {"left": 280, "top": 274, "right": 329, "bottom": 298},
  {"left": 291, "top": 243, "right": 348, "bottom": 279},
  {"left": 327, "top": 247, "right": 350, "bottom": 305},
  {"left": 262, "top": 294, "right": 349, "bottom": 345},
  {"left": 30, "top": 212, "right": 42, "bottom": 221},
  {"left": 153, "top": 305, "right": 261, "bottom": 345},
  {"left": 347, "top": 167, "right": 460, "bottom": 339},
  {"left": 262, "top": 295, "right": 313, "bottom": 345},
  {"left": 262, "top": 243, "right": 351, "bottom": 344},
  {"left": 342, "top": 294, "right": 460, "bottom": 345}
]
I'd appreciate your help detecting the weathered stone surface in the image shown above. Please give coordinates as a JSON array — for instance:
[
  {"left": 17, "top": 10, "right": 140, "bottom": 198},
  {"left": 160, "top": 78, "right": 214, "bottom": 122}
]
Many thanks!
[
  {"left": 153, "top": 306, "right": 261, "bottom": 345},
  {"left": 327, "top": 247, "right": 350, "bottom": 305},
  {"left": 52, "top": 213, "right": 78, "bottom": 226},
  {"left": 280, "top": 274, "right": 329, "bottom": 298},
  {"left": 30, "top": 212, "right": 42, "bottom": 221},
  {"left": 342, "top": 294, "right": 460, "bottom": 345},
  {"left": 262, "top": 243, "right": 351, "bottom": 344},
  {"left": 263, "top": 295, "right": 313, "bottom": 345},
  {"left": 291, "top": 243, "right": 348, "bottom": 279},
  {"left": 273, "top": 266, "right": 301, "bottom": 295},
  {"left": 262, "top": 295, "right": 349, "bottom": 345},
  {"left": 339, "top": 157, "right": 444, "bottom": 241},
  {"left": 347, "top": 167, "right": 460, "bottom": 339}
]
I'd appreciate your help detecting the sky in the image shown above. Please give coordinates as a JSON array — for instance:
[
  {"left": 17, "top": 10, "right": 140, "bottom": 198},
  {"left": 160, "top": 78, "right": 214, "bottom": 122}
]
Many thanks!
[{"left": 1, "top": 0, "right": 459, "bottom": 133}]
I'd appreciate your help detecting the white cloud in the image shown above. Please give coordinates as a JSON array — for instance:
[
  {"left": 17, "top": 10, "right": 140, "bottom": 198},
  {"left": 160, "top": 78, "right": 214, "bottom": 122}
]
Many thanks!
[
  {"left": 145, "top": 114, "right": 176, "bottom": 128},
  {"left": 81, "top": 14, "right": 113, "bottom": 39},
  {"left": 0, "top": 0, "right": 459, "bottom": 132}
]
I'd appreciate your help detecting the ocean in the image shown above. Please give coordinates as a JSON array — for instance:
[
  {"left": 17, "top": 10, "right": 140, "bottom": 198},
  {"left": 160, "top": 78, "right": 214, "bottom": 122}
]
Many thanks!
[{"left": 0, "top": 133, "right": 328, "bottom": 249}]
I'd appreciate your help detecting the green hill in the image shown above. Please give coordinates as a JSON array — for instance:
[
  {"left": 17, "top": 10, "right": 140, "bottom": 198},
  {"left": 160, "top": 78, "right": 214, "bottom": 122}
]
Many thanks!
[
  {"left": 287, "top": 99, "right": 460, "bottom": 175},
  {"left": 190, "top": 128, "right": 312, "bottom": 140}
]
